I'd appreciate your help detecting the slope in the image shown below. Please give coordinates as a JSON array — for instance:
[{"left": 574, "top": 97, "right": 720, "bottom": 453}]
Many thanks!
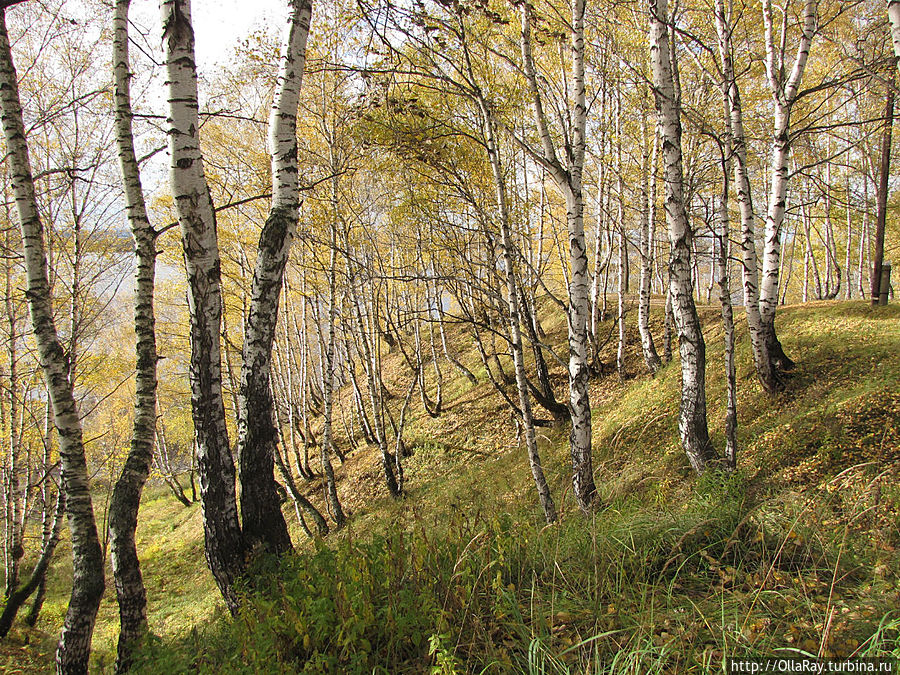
[{"left": 3, "top": 300, "right": 899, "bottom": 673}]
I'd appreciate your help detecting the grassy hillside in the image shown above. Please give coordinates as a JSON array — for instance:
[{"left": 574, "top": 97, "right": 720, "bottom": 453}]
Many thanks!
[{"left": 3, "top": 301, "right": 899, "bottom": 673}]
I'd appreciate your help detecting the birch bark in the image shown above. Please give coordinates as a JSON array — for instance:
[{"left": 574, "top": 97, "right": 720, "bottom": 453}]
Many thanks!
[
  {"left": 888, "top": 0, "right": 900, "bottom": 66},
  {"left": 0, "top": 491, "right": 65, "bottom": 639},
  {"left": 108, "top": 0, "right": 159, "bottom": 669},
  {"left": 2, "top": 252, "right": 22, "bottom": 600},
  {"left": 714, "top": 0, "right": 778, "bottom": 393},
  {"left": 758, "top": 0, "right": 818, "bottom": 370},
  {"left": 480, "top": 97, "right": 557, "bottom": 524},
  {"left": 649, "top": 0, "right": 717, "bottom": 472},
  {"left": 519, "top": 0, "right": 595, "bottom": 511},
  {"left": 320, "top": 240, "right": 346, "bottom": 525},
  {"left": 162, "top": 0, "right": 244, "bottom": 613},
  {"left": 349, "top": 270, "right": 399, "bottom": 498},
  {"left": 638, "top": 114, "right": 662, "bottom": 374},
  {"left": 823, "top": 160, "right": 841, "bottom": 299},
  {"left": 714, "top": 138, "right": 738, "bottom": 468},
  {"left": 716, "top": 195, "right": 737, "bottom": 469},
  {"left": 871, "top": 85, "right": 893, "bottom": 305},
  {"left": 0, "top": 8, "right": 105, "bottom": 672},
  {"left": 238, "top": 0, "right": 313, "bottom": 557},
  {"left": 615, "top": 91, "right": 627, "bottom": 378},
  {"left": 845, "top": 176, "right": 853, "bottom": 300}
]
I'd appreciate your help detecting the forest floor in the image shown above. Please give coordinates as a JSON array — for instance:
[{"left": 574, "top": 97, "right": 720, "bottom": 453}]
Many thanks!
[{"left": 2, "top": 300, "right": 899, "bottom": 673}]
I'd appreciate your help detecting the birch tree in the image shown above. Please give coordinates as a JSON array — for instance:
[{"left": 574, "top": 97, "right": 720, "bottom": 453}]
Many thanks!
[
  {"left": 107, "top": 0, "right": 159, "bottom": 668},
  {"left": 454, "top": 8, "right": 558, "bottom": 520},
  {"left": 482, "top": 101, "right": 557, "bottom": 524},
  {"left": 518, "top": 0, "right": 596, "bottom": 511},
  {"left": 758, "top": 0, "right": 818, "bottom": 372},
  {"left": 714, "top": 0, "right": 779, "bottom": 394},
  {"left": 237, "top": 0, "right": 314, "bottom": 556},
  {"left": 319, "top": 234, "right": 347, "bottom": 525},
  {"left": 0, "top": 243, "right": 66, "bottom": 637},
  {"left": 715, "top": 146, "right": 738, "bottom": 468},
  {"left": 161, "top": 0, "right": 245, "bottom": 613},
  {"left": 0, "top": 490, "right": 65, "bottom": 639},
  {"left": 649, "top": 0, "right": 718, "bottom": 472},
  {"left": 888, "top": 0, "right": 900, "bottom": 66},
  {"left": 1, "top": 244, "right": 25, "bottom": 601},
  {"left": 0, "top": 4, "right": 104, "bottom": 671},
  {"left": 638, "top": 112, "right": 662, "bottom": 375},
  {"left": 870, "top": 83, "right": 893, "bottom": 305}
]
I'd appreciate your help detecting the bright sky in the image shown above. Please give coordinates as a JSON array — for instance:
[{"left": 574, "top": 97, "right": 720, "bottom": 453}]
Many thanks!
[
  {"left": 192, "top": 0, "right": 286, "bottom": 69},
  {"left": 132, "top": 0, "right": 288, "bottom": 72}
]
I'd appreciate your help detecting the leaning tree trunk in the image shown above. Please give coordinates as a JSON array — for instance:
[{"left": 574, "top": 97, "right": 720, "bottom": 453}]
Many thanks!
[
  {"left": 436, "top": 284, "right": 477, "bottom": 384},
  {"left": 162, "top": 0, "right": 244, "bottom": 613},
  {"left": 0, "top": 9, "right": 105, "bottom": 672},
  {"left": 270, "top": 399, "right": 329, "bottom": 537},
  {"left": 108, "top": 0, "right": 160, "bottom": 669},
  {"left": 478, "top": 95, "right": 557, "bottom": 524},
  {"left": 520, "top": 0, "right": 595, "bottom": 511},
  {"left": 238, "top": 0, "right": 313, "bottom": 557},
  {"left": 649, "top": 0, "right": 717, "bottom": 473},
  {"left": 714, "top": 0, "right": 778, "bottom": 393},
  {"left": 348, "top": 265, "right": 399, "bottom": 498},
  {"left": 25, "top": 404, "right": 56, "bottom": 628}
]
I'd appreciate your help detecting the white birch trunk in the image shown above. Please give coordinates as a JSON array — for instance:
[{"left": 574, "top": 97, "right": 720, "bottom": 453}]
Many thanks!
[
  {"left": 715, "top": 0, "right": 783, "bottom": 392},
  {"left": 3, "top": 256, "right": 22, "bottom": 600},
  {"left": 717, "top": 191, "right": 738, "bottom": 468},
  {"left": 714, "top": 111, "right": 739, "bottom": 468},
  {"left": 845, "top": 176, "right": 853, "bottom": 300},
  {"left": 615, "top": 90, "right": 627, "bottom": 377},
  {"left": 320, "top": 238, "right": 346, "bottom": 524},
  {"left": 0, "top": 489, "right": 65, "bottom": 639},
  {"left": 823, "top": 160, "right": 840, "bottom": 299},
  {"left": 888, "top": 0, "right": 900, "bottom": 67},
  {"left": 859, "top": 169, "right": 869, "bottom": 299},
  {"left": 520, "top": 0, "right": 595, "bottom": 510},
  {"left": 0, "top": 9, "right": 104, "bottom": 672},
  {"left": 161, "top": 0, "right": 244, "bottom": 613},
  {"left": 108, "top": 0, "right": 160, "bottom": 668},
  {"left": 649, "top": 0, "right": 717, "bottom": 472},
  {"left": 349, "top": 266, "right": 399, "bottom": 498},
  {"left": 759, "top": 0, "right": 818, "bottom": 369},
  {"left": 480, "top": 99, "right": 557, "bottom": 524},
  {"left": 638, "top": 115, "right": 662, "bottom": 374},
  {"left": 590, "top": 90, "right": 607, "bottom": 347},
  {"left": 238, "top": 0, "right": 313, "bottom": 557}
]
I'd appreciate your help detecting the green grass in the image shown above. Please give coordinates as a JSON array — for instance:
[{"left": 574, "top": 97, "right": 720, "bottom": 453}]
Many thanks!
[
  {"left": 3, "top": 300, "right": 899, "bottom": 672},
  {"left": 1, "top": 486, "right": 222, "bottom": 673}
]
